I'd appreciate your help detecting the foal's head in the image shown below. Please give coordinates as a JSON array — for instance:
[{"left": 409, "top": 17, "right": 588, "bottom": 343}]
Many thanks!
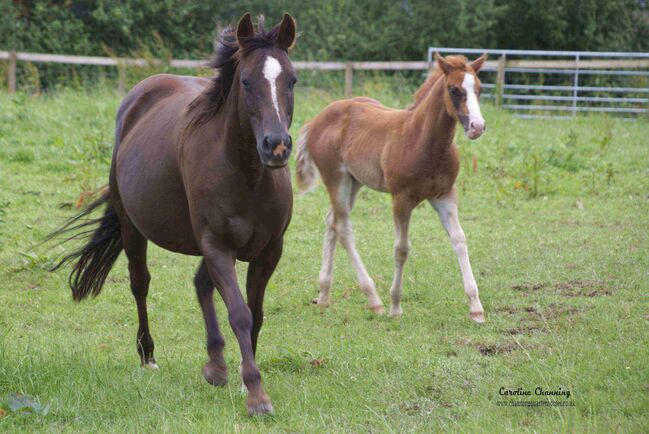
[
  {"left": 236, "top": 13, "right": 297, "bottom": 168},
  {"left": 434, "top": 52, "right": 488, "bottom": 140}
]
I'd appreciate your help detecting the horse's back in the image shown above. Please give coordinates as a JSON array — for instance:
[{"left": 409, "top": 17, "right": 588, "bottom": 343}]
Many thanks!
[
  {"left": 307, "top": 97, "right": 406, "bottom": 192},
  {"left": 116, "top": 74, "right": 209, "bottom": 146},
  {"left": 112, "top": 74, "right": 208, "bottom": 255}
]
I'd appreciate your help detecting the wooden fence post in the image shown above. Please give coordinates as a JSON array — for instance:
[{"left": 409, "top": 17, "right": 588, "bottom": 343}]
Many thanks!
[
  {"left": 495, "top": 54, "right": 506, "bottom": 107},
  {"left": 8, "top": 50, "right": 17, "bottom": 93},
  {"left": 344, "top": 61, "right": 353, "bottom": 97}
]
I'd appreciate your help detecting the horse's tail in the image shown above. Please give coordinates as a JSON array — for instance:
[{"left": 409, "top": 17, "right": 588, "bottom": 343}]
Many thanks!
[
  {"left": 295, "top": 124, "right": 319, "bottom": 193},
  {"left": 48, "top": 187, "right": 123, "bottom": 301}
]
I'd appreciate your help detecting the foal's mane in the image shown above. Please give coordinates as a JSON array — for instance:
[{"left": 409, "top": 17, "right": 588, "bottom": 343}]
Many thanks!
[
  {"left": 409, "top": 55, "right": 469, "bottom": 110},
  {"left": 187, "top": 16, "right": 282, "bottom": 126}
]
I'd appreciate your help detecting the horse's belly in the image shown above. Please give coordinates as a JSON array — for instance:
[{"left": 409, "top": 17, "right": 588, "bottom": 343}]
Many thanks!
[
  {"left": 116, "top": 144, "right": 200, "bottom": 256},
  {"left": 345, "top": 160, "right": 388, "bottom": 192}
]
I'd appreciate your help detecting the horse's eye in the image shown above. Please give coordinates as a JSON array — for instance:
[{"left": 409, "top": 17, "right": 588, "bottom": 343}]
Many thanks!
[
  {"left": 288, "top": 77, "right": 297, "bottom": 90},
  {"left": 449, "top": 86, "right": 461, "bottom": 97},
  {"left": 241, "top": 79, "right": 251, "bottom": 88}
]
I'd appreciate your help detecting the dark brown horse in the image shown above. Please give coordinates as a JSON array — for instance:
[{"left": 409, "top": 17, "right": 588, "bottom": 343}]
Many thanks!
[{"left": 49, "top": 13, "right": 296, "bottom": 415}]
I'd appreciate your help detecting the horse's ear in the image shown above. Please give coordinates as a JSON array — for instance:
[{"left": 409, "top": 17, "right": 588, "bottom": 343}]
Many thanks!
[
  {"left": 434, "top": 52, "right": 451, "bottom": 75},
  {"left": 470, "top": 53, "right": 488, "bottom": 72},
  {"left": 236, "top": 13, "right": 254, "bottom": 42},
  {"left": 277, "top": 13, "right": 296, "bottom": 51}
]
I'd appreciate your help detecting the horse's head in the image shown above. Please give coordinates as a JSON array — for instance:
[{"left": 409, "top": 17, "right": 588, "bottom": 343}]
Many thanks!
[
  {"left": 236, "top": 13, "right": 297, "bottom": 168},
  {"left": 434, "top": 52, "right": 488, "bottom": 140}
]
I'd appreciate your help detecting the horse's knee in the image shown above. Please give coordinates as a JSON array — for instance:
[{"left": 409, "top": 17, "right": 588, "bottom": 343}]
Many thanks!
[{"left": 229, "top": 304, "right": 253, "bottom": 332}]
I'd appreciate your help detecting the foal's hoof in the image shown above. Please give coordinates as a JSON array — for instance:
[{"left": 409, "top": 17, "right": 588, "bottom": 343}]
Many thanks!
[
  {"left": 389, "top": 305, "right": 403, "bottom": 317},
  {"left": 369, "top": 304, "right": 385, "bottom": 315},
  {"left": 202, "top": 361, "right": 228, "bottom": 387},
  {"left": 470, "top": 311, "right": 486, "bottom": 323},
  {"left": 246, "top": 394, "right": 274, "bottom": 416},
  {"left": 311, "top": 297, "right": 329, "bottom": 307}
]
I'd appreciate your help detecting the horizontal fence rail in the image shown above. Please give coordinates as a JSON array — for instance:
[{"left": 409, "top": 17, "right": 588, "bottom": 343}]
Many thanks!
[
  {"left": 0, "top": 50, "right": 431, "bottom": 96},
  {"left": 428, "top": 47, "right": 649, "bottom": 119},
  {"left": 3, "top": 49, "right": 649, "bottom": 118}
]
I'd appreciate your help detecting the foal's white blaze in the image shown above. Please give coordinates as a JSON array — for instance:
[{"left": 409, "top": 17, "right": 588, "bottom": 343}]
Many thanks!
[
  {"left": 263, "top": 56, "right": 283, "bottom": 120},
  {"left": 462, "top": 73, "right": 485, "bottom": 138}
]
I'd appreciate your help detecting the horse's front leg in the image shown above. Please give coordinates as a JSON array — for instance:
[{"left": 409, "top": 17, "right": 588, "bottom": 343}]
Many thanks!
[
  {"left": 430, "top": 189, "right": 485, "bottom": 323},
  {"left": 194, "top": 259, "right": 228, "bottom": 387},
  {"left": 246, "top": 240, "right": 283, "bottom": 356},
  {"left": 200, "top": 239, "right": 273, "bottom": 416}
]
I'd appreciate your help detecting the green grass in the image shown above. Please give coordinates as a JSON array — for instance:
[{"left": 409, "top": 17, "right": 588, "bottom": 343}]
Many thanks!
[{"left": 0, "top": 83, "right": 648, "bottom": 433}]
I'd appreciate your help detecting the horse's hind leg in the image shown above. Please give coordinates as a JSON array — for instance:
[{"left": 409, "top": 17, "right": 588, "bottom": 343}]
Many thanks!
[
  {"left": 313, "top": 208, "right": 336, "bottom": 306},
  {"left": 119, "top": 214, "right": 156, "bottom": 367},
  {"left": 195, "top": 260, "right": 227, "bottom": 386},
  {"left": 389, "top": 194, "right": 415, "bottom": 316},
  {"left": 329, "top": 174, "right": 384, "bottom": 313}
]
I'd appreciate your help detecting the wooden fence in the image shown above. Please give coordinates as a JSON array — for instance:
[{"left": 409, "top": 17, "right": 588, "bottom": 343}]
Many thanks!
[{"left": 2, "top": 50, "right": 648, "bottom": 103}]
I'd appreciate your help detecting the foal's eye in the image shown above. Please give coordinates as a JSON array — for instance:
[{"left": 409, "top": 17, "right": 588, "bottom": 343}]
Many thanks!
[
  {"left": 241, "top": 78, "right": 251, "bottom": 88},
  {"left": 288, "top": 77, "right": 297, "bottom": 90},
  {"left": 449, "top": 86, "right": 462, "bottom": 97}
]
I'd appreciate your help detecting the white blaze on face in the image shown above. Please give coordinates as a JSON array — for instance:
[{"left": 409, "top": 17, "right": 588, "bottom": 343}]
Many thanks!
[
  {"left": 263, "top": 55, "right": 283, "bottom": 120},
  {"left": 462, "top": 73, "right": 485, "bottom": 136}
]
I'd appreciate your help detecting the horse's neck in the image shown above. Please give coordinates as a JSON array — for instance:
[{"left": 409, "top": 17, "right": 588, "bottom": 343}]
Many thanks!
[
  {"left": 409, "top": 75, "right": 456, "bottom": 154},
  {"left": 217, "top": 86, "right": 266, "bottom": 189}
]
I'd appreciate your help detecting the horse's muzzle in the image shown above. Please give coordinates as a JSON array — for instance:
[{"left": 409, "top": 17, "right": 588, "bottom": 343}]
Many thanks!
[{"left": 260, "top": 133, "right": 292, "bottom": 168}]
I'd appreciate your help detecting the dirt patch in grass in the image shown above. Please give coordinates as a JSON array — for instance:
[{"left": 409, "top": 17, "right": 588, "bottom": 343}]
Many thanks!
[
  {"left": 457, "top": 338, "right": 519, "bottom": 356},
  {"left": 505, "top": 325, "right": 544, "bottom": 336},
  {"left": 511, "top": 279, "right": 610, "bottom": 297},
  {"left": 494, "top": 303, "right": 586, "bottom": 336}
]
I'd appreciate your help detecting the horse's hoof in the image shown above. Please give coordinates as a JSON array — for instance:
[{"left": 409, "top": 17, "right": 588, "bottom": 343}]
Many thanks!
[
  {"left": 202, "top": 360, "right": 228, "bottom": 387},
  {"left": 369, "top": 304, "right": 385, "bottom": 315},
  {"left": 389, "top": 305, "right": 403, "bottom": 317},
  {"left": 470, "top": 311, "right": 486, "bottom": 323},
  {"left": 145, "top": 361, "right": 159, "bottom": 370},
  {"left": 142, "top": 359, "right": 159, "bottom": 370},
  {"left": 311, "top": 297, "right": 329, "bottom": 307},
  {"left": 246, "top": 395, "right": 274, "bottom": 416}
]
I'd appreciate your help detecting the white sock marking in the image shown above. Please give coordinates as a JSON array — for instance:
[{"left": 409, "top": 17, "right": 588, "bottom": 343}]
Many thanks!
[
  {"left": 462, "top": 73, "right": 484, "bottom": 128},
  {"left": 263, "top": 56, "right": 282, "bottom": 120}
]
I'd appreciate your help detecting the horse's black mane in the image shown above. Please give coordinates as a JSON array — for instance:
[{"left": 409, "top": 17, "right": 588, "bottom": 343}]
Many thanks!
[{"left": 187, "top": 15, "right": 282, "bottom": 126}]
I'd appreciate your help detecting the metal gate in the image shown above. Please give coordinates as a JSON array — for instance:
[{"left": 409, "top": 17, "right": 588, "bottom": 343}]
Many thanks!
[{"left": 427, "top": 47, "right": 649, "bottom": 119}]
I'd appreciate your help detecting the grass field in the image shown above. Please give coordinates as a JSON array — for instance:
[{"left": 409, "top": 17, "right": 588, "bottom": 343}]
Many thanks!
[{"left": 0, "top": 83, "right": 648, "bottom": 432}]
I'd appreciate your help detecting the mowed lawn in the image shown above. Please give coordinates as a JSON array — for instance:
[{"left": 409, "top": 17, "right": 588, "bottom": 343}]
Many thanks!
[{"left": 0, "top": 84, "right": 648, "bottom": 433}]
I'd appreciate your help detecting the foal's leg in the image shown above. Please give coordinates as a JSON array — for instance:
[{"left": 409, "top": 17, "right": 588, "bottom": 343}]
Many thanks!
[
  {"left": 314, "top": 179, "right": 363, "bottom": 306},
  {"left": 201, "top": 241, "right": 273, "bottom": 415},
  {"left": 313, "top": 208, "right": 336, "bottom": 306},
  {"left": 121, "top": 218, "right": 156, "bottom": 367},
  {"left": 194, "top": 260, "right": 227, "bottom": 386},
  {"left": 389, "top": 195, "right": 415, "bottom": 316},
  {"left": 332, "top": 176, "right": 384, "bottom": 313},
  {"left": 430, "top": 190, "right": 485, "bottom": 323}
]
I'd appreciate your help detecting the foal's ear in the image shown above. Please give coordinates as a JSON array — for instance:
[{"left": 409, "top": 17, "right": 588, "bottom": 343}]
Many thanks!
[
  {"left": 277, "top": 13, "right": 297, "bottom": 51},
  {"left": 469, "top": 53, "right": 488, "bottom": 72},
  {"left": 434, "top": 52, "right": 452, "bottom": 75},
  {"left": 236, "top": 13, "right": 254, "bottom": 42}
]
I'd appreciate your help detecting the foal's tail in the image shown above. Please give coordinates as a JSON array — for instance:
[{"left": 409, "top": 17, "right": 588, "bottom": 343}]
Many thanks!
[
  {"left": 47, "top": 187, "right": 123, "bottom": 301},
  {"left": 295, "top": 124, "right": 319, "bottom": 193}
]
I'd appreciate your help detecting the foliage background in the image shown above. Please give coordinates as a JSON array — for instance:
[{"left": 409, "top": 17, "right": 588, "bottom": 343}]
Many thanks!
[{"left": 2, "top": 0, "right": 649, "bottom": 88}]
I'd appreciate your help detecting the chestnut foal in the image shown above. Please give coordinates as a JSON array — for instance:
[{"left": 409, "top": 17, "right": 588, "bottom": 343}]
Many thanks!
[{"left": 296, "top": 53, "right": 488, "bottom": 322}]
